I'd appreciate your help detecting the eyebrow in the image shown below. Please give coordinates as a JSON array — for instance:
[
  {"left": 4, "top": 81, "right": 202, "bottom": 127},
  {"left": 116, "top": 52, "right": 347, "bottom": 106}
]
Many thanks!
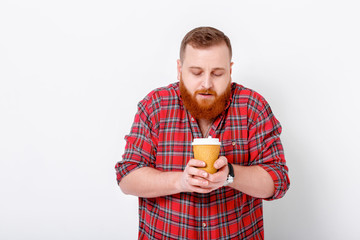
[{"left": 189, "top": 66, "right": 226, "bottom": 71}]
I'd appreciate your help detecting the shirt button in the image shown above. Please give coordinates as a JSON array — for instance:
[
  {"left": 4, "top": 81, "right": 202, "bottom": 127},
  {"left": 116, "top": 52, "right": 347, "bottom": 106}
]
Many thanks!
[
  {"left": 232, "top": 141, "right": 236, "bottom": 146},
  {"left": 202, "top": 222, "right": 207, "bottom": 228},
  {"left": 191, "top": 117, "right": 195, "bottom": 121}
]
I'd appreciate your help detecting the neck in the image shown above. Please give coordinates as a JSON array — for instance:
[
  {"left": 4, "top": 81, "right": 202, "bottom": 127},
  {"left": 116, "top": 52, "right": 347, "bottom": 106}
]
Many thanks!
[{"left": 197, "top": 118, "right": 215, "bottom": 138}]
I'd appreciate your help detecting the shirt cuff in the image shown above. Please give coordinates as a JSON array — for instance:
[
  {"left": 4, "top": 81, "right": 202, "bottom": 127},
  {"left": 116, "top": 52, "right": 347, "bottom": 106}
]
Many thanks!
[{"left": 258, "top": 163, "right": 290, "bottom": 201}]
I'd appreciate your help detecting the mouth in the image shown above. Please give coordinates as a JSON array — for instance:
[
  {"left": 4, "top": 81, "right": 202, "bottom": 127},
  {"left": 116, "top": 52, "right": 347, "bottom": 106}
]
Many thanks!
[
  {"left": 197, "top": 93, "right": 215, "bottom": 100},
  {"left": 195, "top": 89, "right": 217, "bottom": 99},
  {"left": 197, "top": 92, "right": 214, "bottom": 97}
]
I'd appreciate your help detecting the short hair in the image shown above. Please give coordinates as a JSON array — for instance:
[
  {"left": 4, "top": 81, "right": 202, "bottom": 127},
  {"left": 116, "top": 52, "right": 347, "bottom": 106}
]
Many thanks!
[{"left": 179, "top": 26, "right": 232, "bottom": 62}]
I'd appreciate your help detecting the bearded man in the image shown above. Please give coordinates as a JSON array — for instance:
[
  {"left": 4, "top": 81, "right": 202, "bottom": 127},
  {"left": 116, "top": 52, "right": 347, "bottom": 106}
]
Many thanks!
[{"left": 115, "top": 27, "right": 290, "bottom": 240}]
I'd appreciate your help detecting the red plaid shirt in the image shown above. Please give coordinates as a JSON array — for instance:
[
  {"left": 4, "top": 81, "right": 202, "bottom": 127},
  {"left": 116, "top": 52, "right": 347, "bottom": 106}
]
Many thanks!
[{"left": 115, "top": 82, "right": 290, "bottom": 240}]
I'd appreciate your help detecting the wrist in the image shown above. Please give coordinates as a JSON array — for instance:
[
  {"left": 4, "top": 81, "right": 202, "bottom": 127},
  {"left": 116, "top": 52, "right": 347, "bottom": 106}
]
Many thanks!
[
  {"left": 174, "top": 171, "right": 184, "bottom": 193},
  {"left": 223, "top": 163, "right": 234, "bottom": 186}
]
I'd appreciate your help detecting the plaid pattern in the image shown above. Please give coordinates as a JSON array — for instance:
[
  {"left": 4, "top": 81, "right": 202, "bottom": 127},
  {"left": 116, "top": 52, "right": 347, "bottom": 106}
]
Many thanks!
[{"left": 115, "top": 82, "right": 290, "bottom": 240}]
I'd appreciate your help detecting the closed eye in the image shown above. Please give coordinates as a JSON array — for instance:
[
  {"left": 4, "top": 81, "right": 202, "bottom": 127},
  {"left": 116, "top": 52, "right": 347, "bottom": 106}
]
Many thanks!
[
  {"left": 191, "top": 71, "right": 202, "bottom": 76},
  {"left": 212, "top": 72, "right": 224, "bottom": 77}
]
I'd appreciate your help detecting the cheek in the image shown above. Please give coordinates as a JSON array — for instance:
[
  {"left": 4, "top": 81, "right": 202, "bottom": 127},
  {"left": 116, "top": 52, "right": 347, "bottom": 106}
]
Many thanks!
[
  {"left": 182, "top": 76, "right": 201, "bottom": 91},
  {"left": 214, "top": 79, "right": 231, "bottom": 94},
  {"left": 185, "top": 84, "right": 197, "bottom": 95}
]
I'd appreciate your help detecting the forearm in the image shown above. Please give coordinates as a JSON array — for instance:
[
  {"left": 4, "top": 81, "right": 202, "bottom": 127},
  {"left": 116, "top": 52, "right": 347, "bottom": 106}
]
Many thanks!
[
  {"left": 119, "top": 167, "right": 182, "bottom": 198},
  {"left": 229, "top": 165, "right": 275, "bottom": 199}
]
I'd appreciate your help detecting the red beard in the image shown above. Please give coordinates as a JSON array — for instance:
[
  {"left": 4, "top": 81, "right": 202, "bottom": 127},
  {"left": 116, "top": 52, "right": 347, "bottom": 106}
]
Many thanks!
[{"left": 179, "top": 79, "right": 231, "bottom": 120}]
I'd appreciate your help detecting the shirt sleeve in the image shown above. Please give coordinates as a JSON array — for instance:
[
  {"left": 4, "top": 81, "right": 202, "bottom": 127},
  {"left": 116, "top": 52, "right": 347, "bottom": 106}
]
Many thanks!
[
  {"left": 248, "top": 96, "right": 290, "bottom": 200},
  {"left": 115, "top": 96, "right": 158, "bottom": 185}
]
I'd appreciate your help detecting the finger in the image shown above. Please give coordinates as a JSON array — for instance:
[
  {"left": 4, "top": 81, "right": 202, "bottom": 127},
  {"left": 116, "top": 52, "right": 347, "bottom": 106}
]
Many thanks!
[
  {"left": 187, "top": 167, "right": 209, "bottom": 178},
  {"left": 207, "top": 174, "right": 227, "bottom": 185},
  {"left": 187, "top": 159, "right": 206, "bottom": 168},
  {"left": 189, "top": 176, "right": 209, "bottom": 187},
  {"left": 214, "top": 156, "right": 228, "bottom": 169},
  {"left": 206, "top": 167, "right": 227, "bottom": 183},
  {"left": 192, "top": 181, "right": 219, "bottom": 193},
  {"left": 190, "top": 186, "right": 213, "bottom": 194}
]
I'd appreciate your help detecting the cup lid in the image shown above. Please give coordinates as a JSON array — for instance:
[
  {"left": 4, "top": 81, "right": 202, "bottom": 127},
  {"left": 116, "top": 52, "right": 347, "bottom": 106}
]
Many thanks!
[{"left": 192, "top": 136, "right": 221, "bottom": 145}]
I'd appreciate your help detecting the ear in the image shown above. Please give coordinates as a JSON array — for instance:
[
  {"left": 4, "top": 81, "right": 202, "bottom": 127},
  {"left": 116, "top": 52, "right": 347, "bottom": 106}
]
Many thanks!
[
  {"left": 230, "top": 62, "right": 234, "bottom": 75},
  {"left": 177, "top": 59, "right": 182, "bottom": 80}
]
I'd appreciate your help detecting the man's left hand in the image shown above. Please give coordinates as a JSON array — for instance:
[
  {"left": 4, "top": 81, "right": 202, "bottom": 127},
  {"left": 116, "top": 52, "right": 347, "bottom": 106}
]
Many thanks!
[{"left": 202, "top": 156, "right": 229, "bottom": 191}]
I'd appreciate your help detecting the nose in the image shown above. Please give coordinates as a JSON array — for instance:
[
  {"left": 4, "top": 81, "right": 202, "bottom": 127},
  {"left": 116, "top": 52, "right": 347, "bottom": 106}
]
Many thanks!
[{"left": 201, "top": 74, "right": 213, "bottom": 89}]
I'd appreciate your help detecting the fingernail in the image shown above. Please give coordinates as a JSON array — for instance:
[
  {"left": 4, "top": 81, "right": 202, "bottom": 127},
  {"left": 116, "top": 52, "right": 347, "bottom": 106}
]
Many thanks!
[{"left": 202, "top": 172, "right": 208, "bottom": 177}]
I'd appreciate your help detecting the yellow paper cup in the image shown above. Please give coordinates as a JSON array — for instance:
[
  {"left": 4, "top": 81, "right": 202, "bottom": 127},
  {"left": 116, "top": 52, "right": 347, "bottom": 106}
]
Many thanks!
[{"left": 192, "top": 137, "right": 221, "bottom": 174}]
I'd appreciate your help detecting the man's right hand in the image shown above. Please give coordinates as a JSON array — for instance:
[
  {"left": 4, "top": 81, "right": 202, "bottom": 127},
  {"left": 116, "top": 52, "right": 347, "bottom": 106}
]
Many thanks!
[
  {"left": 178, "top": 159, "right": 213, "bottom": 194},
  {"left": 120, "top": 159, "right": 216, "bottom": 198}
]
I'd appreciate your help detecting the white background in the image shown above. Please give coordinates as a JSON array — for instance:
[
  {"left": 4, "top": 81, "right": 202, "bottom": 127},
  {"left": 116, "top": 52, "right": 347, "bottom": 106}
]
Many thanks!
[{"left": 1, "top": 0, "right": 360, "bottom": 239}]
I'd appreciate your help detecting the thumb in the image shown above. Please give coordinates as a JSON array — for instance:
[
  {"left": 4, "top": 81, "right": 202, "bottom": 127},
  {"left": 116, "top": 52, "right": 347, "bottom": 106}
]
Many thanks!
[{"left": 214, "top": 156, "right": 228, "bottom": 169}]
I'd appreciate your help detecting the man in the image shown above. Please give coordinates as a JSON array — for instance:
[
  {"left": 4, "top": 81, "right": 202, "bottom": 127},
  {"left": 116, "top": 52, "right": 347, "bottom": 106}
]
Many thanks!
[{"left": 115, "top": 27, "right": 290, "bottom": 239}]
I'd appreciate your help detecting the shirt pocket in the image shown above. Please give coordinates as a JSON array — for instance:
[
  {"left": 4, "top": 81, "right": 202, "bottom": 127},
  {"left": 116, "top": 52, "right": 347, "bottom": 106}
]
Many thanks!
[{"left": 220, "top": 139, "right": 249, "bottom": 166}]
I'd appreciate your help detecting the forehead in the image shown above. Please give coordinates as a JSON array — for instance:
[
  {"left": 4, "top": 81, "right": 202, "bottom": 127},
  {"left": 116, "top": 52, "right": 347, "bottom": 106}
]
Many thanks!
[{"left": 182, "top": 43, "right": 231, "bottom": 68}]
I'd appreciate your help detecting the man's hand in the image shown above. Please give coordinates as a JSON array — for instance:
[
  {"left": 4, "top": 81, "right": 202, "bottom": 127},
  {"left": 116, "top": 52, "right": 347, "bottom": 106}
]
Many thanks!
[
  {"left": 203, "top": 156, "right": 229, "bottom": 190},
  {"left": 178, "top": 156, "right": 229, "bottom": 194},
  {"left": 178, "top": 159, "right": 212, "bottom": 194}
]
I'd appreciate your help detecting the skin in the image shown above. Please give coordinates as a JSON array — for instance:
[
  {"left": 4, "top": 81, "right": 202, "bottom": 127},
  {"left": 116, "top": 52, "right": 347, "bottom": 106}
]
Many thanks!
[
  {"left": 119, "top": 42, "right": 275, "bottom": 198},
  {"left": 177, "top": 43, "right": 233, "bottom": 106}
]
